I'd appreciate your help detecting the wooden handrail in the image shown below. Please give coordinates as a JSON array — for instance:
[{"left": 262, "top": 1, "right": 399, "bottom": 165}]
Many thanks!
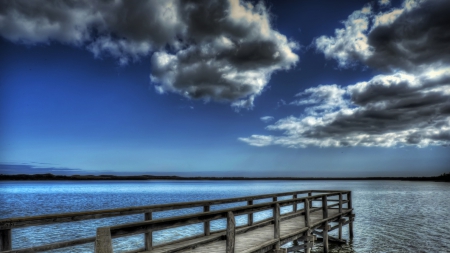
[{"left": 0, "top": 190, "right": 350, "bottom": 252}]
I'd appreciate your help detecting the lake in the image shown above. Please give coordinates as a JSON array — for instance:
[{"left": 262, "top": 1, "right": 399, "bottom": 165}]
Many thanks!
[{"left": 1, "top": 180, "right": 449, "bottom": 252}]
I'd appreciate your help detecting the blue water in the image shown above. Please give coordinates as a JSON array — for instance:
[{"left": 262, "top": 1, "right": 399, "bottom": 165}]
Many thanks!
[{"left": 1, "top": 180, "right": 449, "bottom": 252}]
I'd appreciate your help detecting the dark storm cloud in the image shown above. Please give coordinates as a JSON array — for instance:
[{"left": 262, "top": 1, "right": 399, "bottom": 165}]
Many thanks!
[
  {"left": 315, "top": 0, "right": 450, "bottom": 72},
  {"left": 240, "top": 71, "right": 450, "bottom": 148},
  {"left": 0, "top": 0, "right": 298, "bottom": 108}
]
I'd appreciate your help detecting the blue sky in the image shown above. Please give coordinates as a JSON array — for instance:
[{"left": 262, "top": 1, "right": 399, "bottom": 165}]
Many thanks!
[{"left": 1, "top": 0, "right": 449, "bottom": 176}]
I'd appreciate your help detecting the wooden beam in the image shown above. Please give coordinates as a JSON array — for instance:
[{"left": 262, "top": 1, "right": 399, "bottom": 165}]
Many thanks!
[
  {"left": 347, "top": 192, "right": 354, "bottom": 239},
  {"left": 293, "top": 194, "right": 298, "bottom": 212},
  {"left": 226, "top": 211, "right": 235, "bottom": 253},
  {"left": 323, "top": 221, "right": 329, "bottom": 253},
  {"left": 274, "top": 203, "right": 281, "bottom": 249},
  {"left": 144, "top": 212, "right": 152, "bottom": 251},
  {"left": 203, "top": 206, "right": 210, "bottom": 236},
  {"left": 0, "top": 229, "right": 12, "bottom": 251},
  {"left": 247, "top": 200, "right": 253, "bottom": 226},
  {"left": 322, "top": 196, "right": 328, "bottom": 219},
  {"left": 94, "top": 227, "right": 113, "bottom": 253}
]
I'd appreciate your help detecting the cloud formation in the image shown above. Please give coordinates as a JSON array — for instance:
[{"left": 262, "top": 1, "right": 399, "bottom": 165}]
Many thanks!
[
  {"left": 0, "top": 0, "right": 298, "bottom": 108},
  {"left": 260, "top": 116, "right": 274, "bottom": 123},
  {"left": 315, "top": 0, "right": 450, "bottom": 72},
  {"left": 241, "top": 0, "right": 450, "bottom": 148},
  {"left": 240, "top": 69, "right": 450, "bottom": 148}
]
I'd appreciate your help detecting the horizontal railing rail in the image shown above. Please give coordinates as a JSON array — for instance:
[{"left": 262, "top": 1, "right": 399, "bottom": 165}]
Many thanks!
[{"left": 0, "top": 190, "right": 352, "bottom": 253}]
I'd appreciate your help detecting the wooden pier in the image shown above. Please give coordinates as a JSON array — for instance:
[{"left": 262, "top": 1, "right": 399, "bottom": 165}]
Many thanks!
[{"left": 0, "top": 190, "right": 354, "bottom": 253}]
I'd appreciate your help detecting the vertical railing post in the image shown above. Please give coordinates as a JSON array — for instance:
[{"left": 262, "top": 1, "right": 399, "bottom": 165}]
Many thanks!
[
  {"left": 226, "top": 211, "right": 235, "bottom": 253},
  {"left": 0, "top": 229, "right": 12, "bottom": 251},
  {"left": 304, "top": 199, "right": 311, "bottom": 253},
  {"left": 308, "top": 192, "right": 312, "bottom": 208},
  {"left": 273, "top": 196, "right": 278, "bottom": 202},
  {"left": 322, "top": 195, "right": 329, "bottom": 253},
  {"left": 322, "top": 195, "right": 328, "bottom": 219},
  {"left": 293, "top": 194, "right": 298, "bottom": 212},
  {"left": 247, "top": 200, "right": 253, "bottom": 226},
  {"left": 338, "top": 193, "right": 343, "bottom": 239},
  {"left": 95, "top": 227, "right": 113, "bottom": 253},
  {"left": 203, "top": 205, "right": 210, "bottom": 236},
  {"left": 274, "top": 203, "right": 281, "bottom": 249},
  {"left": 348, "top": 192, "right": 354, "bottom": 239},
  {"left": 144, "top": 212, "right": 152, "bottom": 250}
]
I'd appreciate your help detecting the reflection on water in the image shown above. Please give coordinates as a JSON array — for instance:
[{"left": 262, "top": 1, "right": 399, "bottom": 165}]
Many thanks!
[{"left": 0, "top": 180, "right": 449, "bottom": 252}]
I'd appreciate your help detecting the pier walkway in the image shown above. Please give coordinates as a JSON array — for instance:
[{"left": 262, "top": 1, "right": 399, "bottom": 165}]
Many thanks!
[{"left": 0, "top": 190, "right": 354, "bottom": 253}]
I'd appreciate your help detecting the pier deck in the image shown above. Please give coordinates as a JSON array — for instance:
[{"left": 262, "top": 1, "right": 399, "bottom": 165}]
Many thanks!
[{"left": 0, "top": 190, "right": 354, "bottom": 253}]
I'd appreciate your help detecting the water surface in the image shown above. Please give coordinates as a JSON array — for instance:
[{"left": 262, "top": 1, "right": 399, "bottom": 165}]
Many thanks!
[{"left": 1, "top": 180, "right": 449, "bottom": 252}]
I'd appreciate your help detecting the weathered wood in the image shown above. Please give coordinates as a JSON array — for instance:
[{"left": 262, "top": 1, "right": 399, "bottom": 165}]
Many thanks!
[
  {"left": 247, "top": 200, "right": 253, "bottom": 226},
  {"left": 144, "top": 212, "right": 152, "bottom": 251},
  {"left": 274, "top": 203, "right": 281, "bottom": 249},
  {"left": 322, "top": 196, "right": 328, "bottom": 219},
  {"left": 203, "top": 206, "right": 210, "bottom": 236},
  {"left": 0, "top": 229, "right": 12, "bottom": 251},
  {"left": 94, "top": 227, "right": 113, "bottom": 253},
  {"left": 347, "top": 192, "right": 354, "bottom": 239},
  {"left": 304, "top": 199, "right": 311, "bottom": 227},
  {"left": 273, "top": 196, "right": 278, "bottom": 202},
  {"left": 338, "top": 193, "right": 343, "bottom": 239},
  {"left": 226, "top": 211, "right": 235, "bottom": 253},
  {"left": 308, "top": 192, "right": 313, "bottom": 208},
  {"left": 293, "top": 194, "right": 298, "bottom": 212},
  {"left": 0, "top": 190, "right": 317, "bottom": 230},
  {"left": 2, "top": 237, "right": 96, "bottom": 253},
  {"left": 323, "top": 221, "right": 329, "bottom": 253}
]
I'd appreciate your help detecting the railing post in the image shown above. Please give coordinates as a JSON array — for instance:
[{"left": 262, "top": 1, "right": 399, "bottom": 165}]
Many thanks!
[
  {"left": 293, "top": 194, "right": 298, "bottom": 212},
  {"left": 226, "top": 211, "right": 235, "bottom": 253},
  {"left": 322, "top": 195, "right": 329, "bottom": 253},
  {"left": 273, "top": 196, "right": 278, "bottom": 202},
  {"left": 247, "top": 200, "right": 253, "bottom": 226},
  {"left": 348, "top": 192, "right": 354, "bottom": 239},
  {"left": 274, "top": 203, "right": 281, "bottom": 249},
  {"left": 322, "top": 195, "right": 328, "bottom": 219},
  {"left": 308, "top": 192, "right": 312, "bottom": 208},
  {"left": 95, "top": 227, "right": 113, "bottom": 253},
  {"left": 0, "top": 229, "right": 12, "bottom": 251},
  {"left": 203, "top": 206, "right": 210, "bottom": 236},
  {"left": 144, "top": 212, "right": 152, "bottom": 250},
  {"left": 304, "top": 199, "right": 311, "bottom": 253},
  {"left": 338, "top": 193, "right": 343, "bottom": 239}
]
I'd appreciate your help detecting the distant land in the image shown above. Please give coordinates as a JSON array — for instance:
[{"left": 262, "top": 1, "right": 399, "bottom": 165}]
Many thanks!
[{"left": 1, "top": 173, "right": 449, "bottom": 182}]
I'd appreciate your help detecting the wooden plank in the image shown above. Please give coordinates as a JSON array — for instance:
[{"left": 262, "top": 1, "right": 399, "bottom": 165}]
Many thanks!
[
  {"left": 94, "top": 227, "right": 113, "bottom": 253},
  {"left": 0, "top": 229, "right": 11, "bottom": 251},
  {"left": 226, "top": 211, "right": 235, "bottom": 253},
  {"left": 2, "top": 237, "right": 96, "bottom": 253}
]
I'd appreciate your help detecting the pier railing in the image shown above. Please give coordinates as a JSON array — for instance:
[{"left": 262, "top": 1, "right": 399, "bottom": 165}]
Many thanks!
[{"left": 0, "top": 190, "right": 353, "bottom": 253}]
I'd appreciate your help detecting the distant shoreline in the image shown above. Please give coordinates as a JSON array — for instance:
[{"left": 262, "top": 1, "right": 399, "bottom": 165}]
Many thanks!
[{"left": 1, "top": 173, "right": 449, "bottom": 182}]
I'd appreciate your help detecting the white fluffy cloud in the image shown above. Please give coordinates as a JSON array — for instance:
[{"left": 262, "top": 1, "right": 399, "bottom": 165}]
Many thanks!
[
  {"left": 260, "top": 116, "right": 274, "bottom": 123},
  {"left": 240, "top": 69, "right": 450, "bottom": 148},
  {"left": 0, "top": 0, "right": 298, "bottom": 108}
]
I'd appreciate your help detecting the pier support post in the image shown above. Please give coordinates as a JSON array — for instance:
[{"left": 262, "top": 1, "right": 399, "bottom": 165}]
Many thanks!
[
  {"left": 226, "top": 211, "right": 235, "bottom": 253},
  {"left": 144, "top": 212, "right": 153, "bottom": 250},
  {"left": 203, "top": 206, "right": 210, "bottom": 236},
  {"left": 247, "top": 200, "right": 253, "bottom": 226},
  {"left": 338, "top": 193, "right": 343, "bottom": 239},
  {"left": 322, "top": 196, "right": 329, "bottom": 253},
  {"left": 95, "top": 227, "right": 113, "bottom": 253},
  {"left": 347, "top": 192, "right": 354, "bottom": 239},
  {"left": 274, "top": 203, "right": 281, "bottom": 249},
  {"left": 323, "top": 221, "right": 329, "bottom": 253},
  {"left": 0, "top": 229, "right": 12, "bottom": 251},
  {"left": 304, "top": 199, "right": 311, "bottom": 253}
]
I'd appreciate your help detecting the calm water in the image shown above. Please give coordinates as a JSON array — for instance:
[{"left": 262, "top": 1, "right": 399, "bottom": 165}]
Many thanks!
[{"left": 0, "top": 180, "right": 449, "bottom": 253}]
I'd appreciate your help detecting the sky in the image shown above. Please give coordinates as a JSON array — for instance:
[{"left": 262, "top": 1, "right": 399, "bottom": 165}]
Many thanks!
[{"left": 1, "top": 0, "right": 449, "bottom": 177}]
